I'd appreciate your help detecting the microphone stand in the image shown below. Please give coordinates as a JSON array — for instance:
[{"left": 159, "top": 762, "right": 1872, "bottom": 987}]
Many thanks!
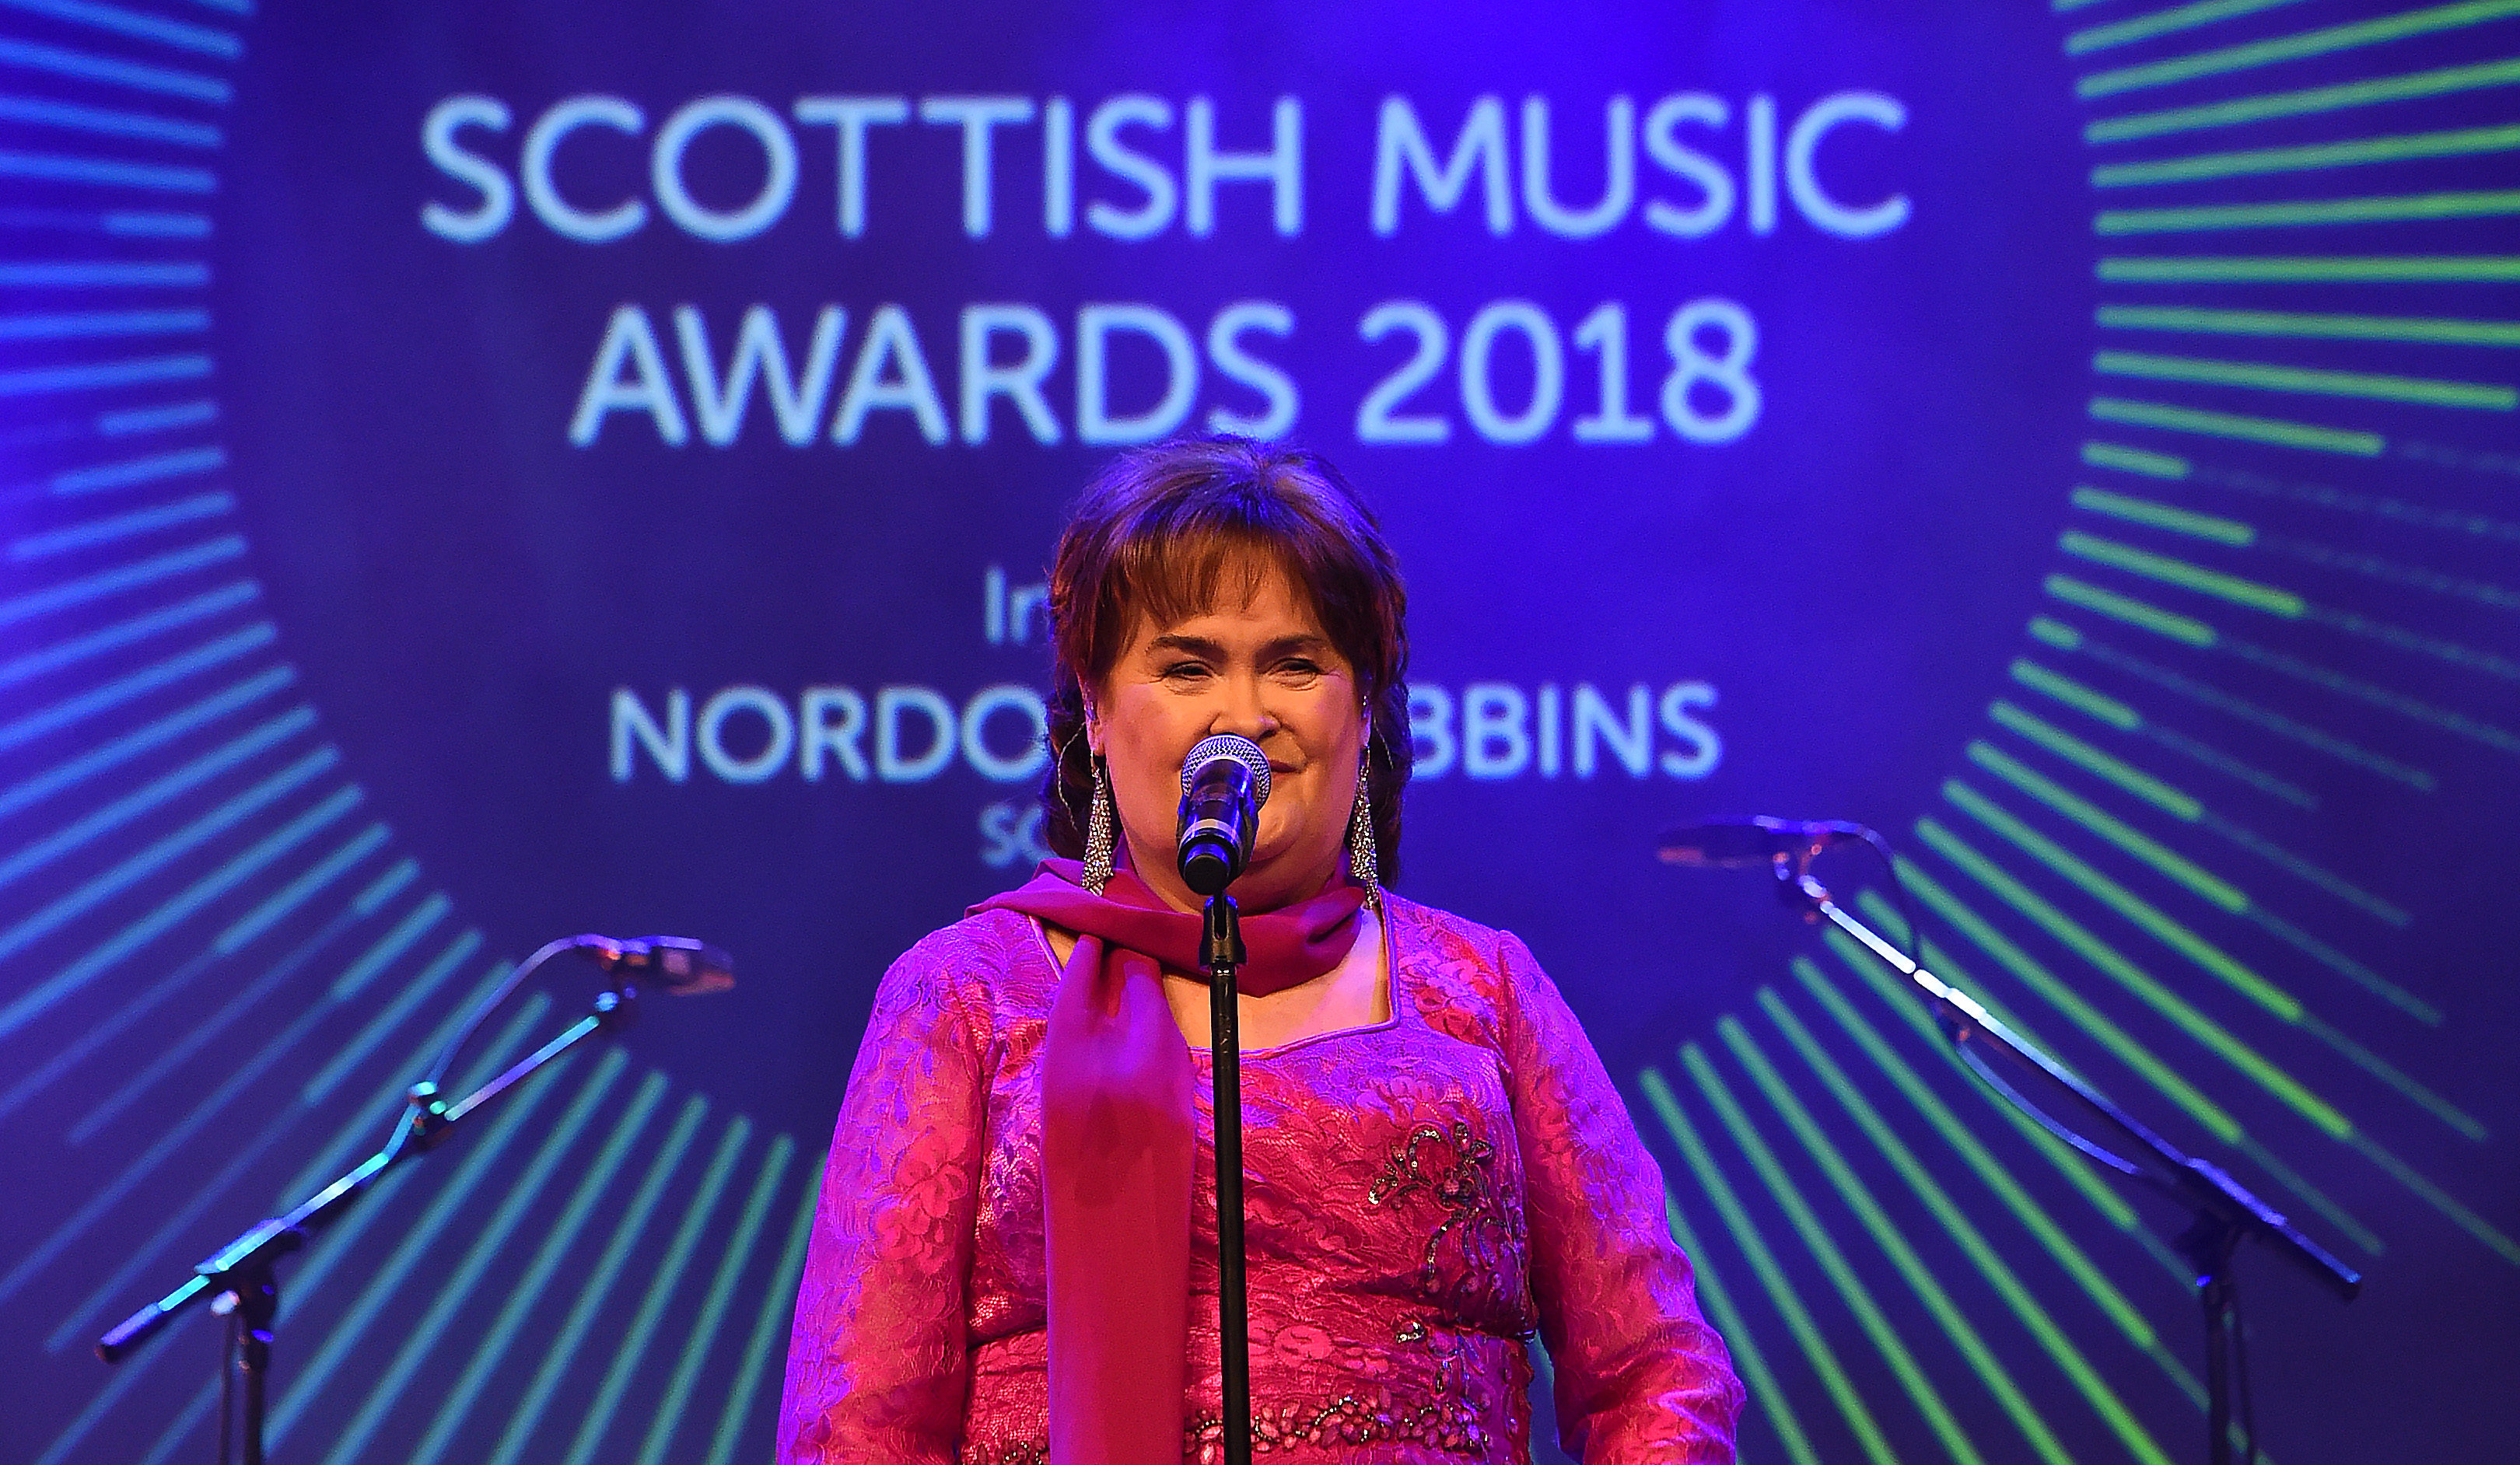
[
  {"left": 1204, "top": 890, "right": 1253, "bottom": 1465},
  {"left": 93, "top": 938, "right": 694, "bottom": 1465},
  {"left": 1764, "top": 853, "right": 2359, "bottom": 1465}
]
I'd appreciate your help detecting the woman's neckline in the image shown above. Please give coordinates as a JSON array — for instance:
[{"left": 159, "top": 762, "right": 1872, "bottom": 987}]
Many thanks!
[{"left": 1024, "top": 905, "right": 1406, "bottom": 1059}]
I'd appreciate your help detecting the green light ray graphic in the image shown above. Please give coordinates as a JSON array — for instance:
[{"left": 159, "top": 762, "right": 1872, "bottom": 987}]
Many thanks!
[
  {"left": 1953, "top": 761, "right": 2480, "bottom": 1130},
  {"left": 2073, "top": 488, "right": 2256, "bottom": 546},
  {"left": 2085, "top": 440, "right": 2194, "bottom": 478},
  {"left": 1990, "top": 697, "right": 2417, "bottom": 935},
  {"left": 1965, "top": 741, "right": 2248, "bottom": 913},
  {"left": 1714, "top": 1015, "right": 2082, "bottom": 1465},
  {"left": 1867, "top": 869, "right": 2245, "bottom": 1145},
  {"left": 2066, "top": 0, "right": 2315, "bottom": 58},
  {"left": 483, "top": 1103, "right": 737, "bottom": 1465},
  {"left": 1941, "top": 780, "right": 2326, "bottom": 1023},
  {"left": 2092, "top": 351, "right": 2517, "bottom": 411},
  {"left": 2073, "top": 0, "right": 2520, "bottom": 100},
  {"left": 404, "top": 1073, "right": 681, "bottom": 1465},
  {"left": 1789, "top": 949, "right": 2205, "bottom": 1361},
  {"left": 315, "top": 1056, "right": 644, "bottom": 1464},
  {"left": 2038, "top": 577, "right": 2520, "bottom": 757},
  {"left": 260, "top": 1044, "right": 588, "bottom": 1446},
  {"left": 1993, "top": 690, "right": 2186, "bottom": 812},
  {"left": 2017, "top": 645, "right": 2323, "bottom": 807},
  {"left": 639, "top": 1128, "right": 793, "bottom": 1465},
  {"left": 2084, "top": 54, "right": 2520, "bottom": 142},
  {"left": 2091, "top": 121, "right": 2520, "bottom": 186},
  {"left": 1912, "top": 819, "right": 2350, "bottom": 1136},
  {"left": 559, "top": 1091, "right": 754, "bottom": 1465},
  {"left": 1682, "top": 1044, "right": 1992, "bottom": 1464},
  {"left": 1750, "top": 989, "right": 2179, "bottom": 1465},
  {"left": 705, "top": 1173, "right": 823, "bottom": 1465},
  {"left": 2259, "top": 537, "right": 2520, "bottom": 611},
  {"left": 2098, "top": 305, "right": 2520, "bottom": 346},
  {"left": 299, "top": 925, "right": 481, "bottom": 1102},
  {"left": 1657, "top": 1185, "right": 1823, "bottom": 1465},
  {"left": 2026, "top": 619, "right": 2440, "bottom": 790},
  {"left": 1640, "top": 1067, "right": 1902, "bottom": 1465},
  {"left": 274, "top": 988, "right": 555, "bottom": 1208},
  {"left": 2047, "top": 574, "right": 2218, "bottom": 645},
  {"left": 2088, "top": 396, "right": 2383, "bottom": 456},
  {"left": 2061, "top": 532, "right": 2301, "bottom": 617},
  {"left": 2345, "top": 1133, "right": 2520, "bottom": 1265},
  {"left": 2098, "top": 255, "right": 2520, "bottom": 281},
  {"left": 2070, "top": 485, "right": 2520, "bottom": 614},
  {"left": 2095, "top": 188, "right": 2520, "bottom": 234}
]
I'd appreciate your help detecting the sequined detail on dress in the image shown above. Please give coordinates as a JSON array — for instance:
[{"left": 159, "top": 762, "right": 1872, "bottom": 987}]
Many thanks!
[{"left": 1370, "top": 1120, "right": 1507, "bottom": 1288}]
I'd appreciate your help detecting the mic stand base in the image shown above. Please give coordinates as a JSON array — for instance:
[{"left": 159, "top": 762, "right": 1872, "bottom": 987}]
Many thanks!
[{"left": 1205, "top": 893, "right": 1252, "bottom": 1465}]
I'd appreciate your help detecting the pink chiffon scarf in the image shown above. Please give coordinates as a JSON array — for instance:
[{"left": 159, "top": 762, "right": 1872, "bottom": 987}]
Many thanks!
[{"left": 971, "top": 858, "right": 1366, "bottom": 1465}]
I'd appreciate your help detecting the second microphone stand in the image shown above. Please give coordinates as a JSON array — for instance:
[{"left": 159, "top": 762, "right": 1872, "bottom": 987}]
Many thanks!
[
  {"left": 1766, "top": 852, "right": 2358, "bottom": 1464},
  {"left": 1204, "top": 890, "right": 1254, "bottom": 1465}
]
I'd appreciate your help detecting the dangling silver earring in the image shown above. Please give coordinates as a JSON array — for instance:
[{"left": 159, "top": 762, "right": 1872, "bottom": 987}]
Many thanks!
[
  {"left": 1083, "top": 754, "right": 1116, "bottom": 895},
  {"left": 1347, "top": 763, "right": 1381, "bottom": 913}
]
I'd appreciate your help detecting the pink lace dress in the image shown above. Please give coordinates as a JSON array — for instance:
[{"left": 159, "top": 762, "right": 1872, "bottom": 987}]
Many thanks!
[{"left": 779, "top": 893, "right": 1745, "bottom": 1463}]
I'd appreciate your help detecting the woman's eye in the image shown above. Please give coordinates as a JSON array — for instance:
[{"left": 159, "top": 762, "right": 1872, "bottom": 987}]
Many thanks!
[
  {"left": 1276, "top": 659, "right": 1325, "bottom": 679},
  {"left": 1162, "top": 661, "right": 1211, "bottom": 680}
]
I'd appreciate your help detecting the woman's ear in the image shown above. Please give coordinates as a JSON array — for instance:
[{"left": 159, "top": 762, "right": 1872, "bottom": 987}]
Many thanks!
[{"left": 1083, "top": 698, "right": 1102, "bottom": 755}]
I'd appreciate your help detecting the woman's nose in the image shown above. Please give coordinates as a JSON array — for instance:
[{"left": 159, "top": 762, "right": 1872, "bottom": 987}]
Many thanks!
[{"left": 1208, "top": 674, "right": 1279, "bottom": 740}]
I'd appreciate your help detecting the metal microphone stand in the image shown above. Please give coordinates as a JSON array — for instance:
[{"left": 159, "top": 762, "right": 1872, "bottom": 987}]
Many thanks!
[
  {"left": 94, "top": 935, "right": 726, "bottom": 1465},
  {"left": 1764, "top": 852, "right": 2358, "bottom": 1465},
  {"left": 1204, "top": 890, "right": 1253, "bottom": 1465}
]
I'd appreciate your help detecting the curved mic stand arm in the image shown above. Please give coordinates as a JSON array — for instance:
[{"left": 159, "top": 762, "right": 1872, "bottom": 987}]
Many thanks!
[
  {"left": 1768, "top": 855, "right": 2358, "bottom": 1464},
  {"left": 93, "top": 939, "right": 658, "bottom": 1465},
  {"left": 1770, "top": 857, "right": 2360, "bottom": 1299}
]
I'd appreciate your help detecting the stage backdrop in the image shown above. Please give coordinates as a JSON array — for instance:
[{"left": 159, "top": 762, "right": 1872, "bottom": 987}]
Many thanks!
[{"left": 4, "top": 2, "right": 2516, "bottom": 1461}]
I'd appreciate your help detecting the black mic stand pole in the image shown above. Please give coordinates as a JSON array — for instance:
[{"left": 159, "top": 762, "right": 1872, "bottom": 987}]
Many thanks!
[
  {"left": 1203, "top": 890, "right": 1253, "bottom": 1465},
  {"left": 1764, "top": 853, "right": 2358, "bottom": 1465},
  {"left": 95, "top": 946, "right": 661, "bottom": 1465}
]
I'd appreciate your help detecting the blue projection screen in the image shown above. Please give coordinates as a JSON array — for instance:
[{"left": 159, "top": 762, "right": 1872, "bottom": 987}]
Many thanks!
[{"left": 2, "top": 2, "right": 2515, "bottom": 1462}]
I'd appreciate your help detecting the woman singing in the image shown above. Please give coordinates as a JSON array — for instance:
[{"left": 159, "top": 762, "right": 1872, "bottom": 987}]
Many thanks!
[{"left": 779, "top": 438, "right": 1744, "bottom": 1463}]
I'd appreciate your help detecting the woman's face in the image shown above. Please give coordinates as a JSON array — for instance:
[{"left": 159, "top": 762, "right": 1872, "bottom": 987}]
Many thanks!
[{"left": 1089, "top": 557, "right": 1369, "bottom": 914}]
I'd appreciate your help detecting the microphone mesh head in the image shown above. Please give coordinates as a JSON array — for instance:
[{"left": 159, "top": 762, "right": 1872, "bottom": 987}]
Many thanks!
[{"left": 1181, "top": 733, "right": 1271, "bottom": 805}]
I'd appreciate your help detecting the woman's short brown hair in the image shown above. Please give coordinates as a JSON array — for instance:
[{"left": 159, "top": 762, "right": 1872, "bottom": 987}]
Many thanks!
[{"left": 1038, "top": 435, "right": 1412, "bottom": 879}]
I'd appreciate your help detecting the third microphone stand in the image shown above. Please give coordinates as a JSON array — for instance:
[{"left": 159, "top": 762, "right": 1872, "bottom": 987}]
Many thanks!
[
  {"left": 1763, "top": 850, "right": 2358, "bottom": 1465},
  {"left": 1203, "top": 890, "right": 1254, "bottom": 1465}
]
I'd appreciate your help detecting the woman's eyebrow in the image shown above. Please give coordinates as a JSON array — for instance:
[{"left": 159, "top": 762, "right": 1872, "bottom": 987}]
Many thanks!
[
  {"left": 1147, "top": 632, "right": 1226, "bottom": 657},
  {"left": 1262, "top": 635, "right": 1333, "bottom": 658},
  {"left": 1143, "top": 632, "right": 1333, "bottom": 659}
]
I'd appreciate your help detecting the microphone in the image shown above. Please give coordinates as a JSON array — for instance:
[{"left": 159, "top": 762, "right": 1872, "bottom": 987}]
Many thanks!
[
  {"left": 1657, "top": 816, "right": 1871, "bottom": 869},
  {"left": 572, "top": 934, "right": 736, "bottom": 995},
  {"left": 1177, "top": 734, "right": 1272, "bottom": 896}
]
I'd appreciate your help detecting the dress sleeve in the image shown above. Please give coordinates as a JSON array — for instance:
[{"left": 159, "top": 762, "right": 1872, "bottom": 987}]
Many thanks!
[
  {"left": 1497, "top": 930, "right": 1746, "bottom": 1463},
  {"left": 779, "top": 936, "right": 992, "bottom": 1463}
]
